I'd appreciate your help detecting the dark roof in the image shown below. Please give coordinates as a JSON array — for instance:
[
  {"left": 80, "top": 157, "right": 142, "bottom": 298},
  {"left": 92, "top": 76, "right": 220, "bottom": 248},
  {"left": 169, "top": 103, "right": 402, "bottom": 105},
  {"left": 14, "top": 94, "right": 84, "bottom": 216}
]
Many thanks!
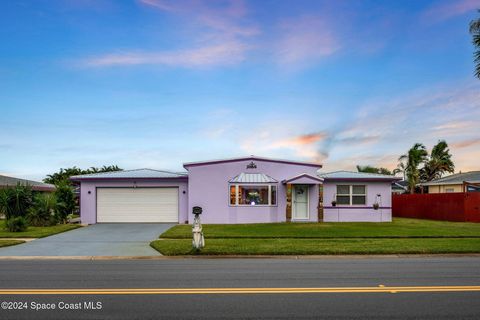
[
  {"left": 0, "top": 175, "right": 55, "bottom": 191},
  {"left": 183, "top": 155, "right": 322, "bottom": 169},
  {"left": 70, "top": 168, "right": 188, "bottom": 180},
  {"left": 421, "top": 171, "right": 480, "bottom": 186}
]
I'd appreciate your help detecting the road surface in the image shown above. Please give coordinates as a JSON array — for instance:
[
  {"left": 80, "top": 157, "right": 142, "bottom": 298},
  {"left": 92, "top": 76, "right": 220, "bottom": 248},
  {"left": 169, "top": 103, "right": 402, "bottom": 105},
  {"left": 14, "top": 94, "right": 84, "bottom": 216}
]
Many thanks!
[{"left": 0, "top": 256, "right": 479, "bottom": 319}]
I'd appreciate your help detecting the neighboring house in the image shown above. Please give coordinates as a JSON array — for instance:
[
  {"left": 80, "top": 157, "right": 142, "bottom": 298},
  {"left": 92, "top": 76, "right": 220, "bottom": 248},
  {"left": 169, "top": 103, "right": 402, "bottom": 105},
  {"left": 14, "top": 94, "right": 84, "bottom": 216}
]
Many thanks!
[
  {"left": 0, "top": 174, "right": 55, "bottom": 192},
  {"left": 392, "top": 180, "right": 408, "bottom": 194},
  {"left": 71, "top": 156, "right": 400, "bottom": 225},
  {"left": 422, "top": 171, "right": 480, "bottom": 193}
]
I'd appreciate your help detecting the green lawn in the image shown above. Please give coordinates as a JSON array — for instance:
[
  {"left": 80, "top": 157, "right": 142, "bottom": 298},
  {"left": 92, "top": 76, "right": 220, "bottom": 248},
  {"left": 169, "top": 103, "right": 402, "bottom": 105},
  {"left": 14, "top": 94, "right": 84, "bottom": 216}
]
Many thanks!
[
  {"left": 151, "top": 238, "right": 480, "bottom": 255},
  {"left": 0, "top": 220, "right": 81, "bottom": 238},
  {"left": 153, "top": 218, "right": 480, "bottom": 255},
  {"left": 0, "top": 240, "right": 25, "bottom": 248},
  {"left": 160, "top": 218, "right": 480, "bottom": 239}
]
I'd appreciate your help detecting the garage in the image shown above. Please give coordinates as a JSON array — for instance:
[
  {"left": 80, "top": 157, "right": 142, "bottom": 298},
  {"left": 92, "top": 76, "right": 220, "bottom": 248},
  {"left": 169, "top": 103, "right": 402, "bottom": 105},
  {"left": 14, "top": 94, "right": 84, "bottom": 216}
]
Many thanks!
[{"left": 97, "top": 188, "right": 179, "bottom": 223}]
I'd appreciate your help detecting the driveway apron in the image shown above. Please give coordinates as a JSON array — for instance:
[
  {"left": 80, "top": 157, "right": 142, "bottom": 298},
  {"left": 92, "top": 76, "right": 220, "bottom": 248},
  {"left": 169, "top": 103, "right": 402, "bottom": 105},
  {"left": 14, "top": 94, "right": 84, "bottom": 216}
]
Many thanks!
[{"left": 0, "top": 224, "right": 175, "bottom": 256}]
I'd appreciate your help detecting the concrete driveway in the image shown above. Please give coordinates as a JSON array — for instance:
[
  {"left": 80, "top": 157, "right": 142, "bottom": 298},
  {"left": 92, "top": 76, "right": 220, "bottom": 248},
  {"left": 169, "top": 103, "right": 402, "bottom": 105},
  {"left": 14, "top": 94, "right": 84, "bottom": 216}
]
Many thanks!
[{"left": 0, "top": 224, "right": 175, "bottom": 257}]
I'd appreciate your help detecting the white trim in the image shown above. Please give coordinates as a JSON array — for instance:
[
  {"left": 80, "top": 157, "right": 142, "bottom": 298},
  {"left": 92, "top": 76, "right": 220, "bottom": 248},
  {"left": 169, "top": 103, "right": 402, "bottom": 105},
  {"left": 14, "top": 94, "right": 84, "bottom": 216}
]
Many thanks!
[{"left": 292, "top": 185, "right": 310, "bottom": 220}]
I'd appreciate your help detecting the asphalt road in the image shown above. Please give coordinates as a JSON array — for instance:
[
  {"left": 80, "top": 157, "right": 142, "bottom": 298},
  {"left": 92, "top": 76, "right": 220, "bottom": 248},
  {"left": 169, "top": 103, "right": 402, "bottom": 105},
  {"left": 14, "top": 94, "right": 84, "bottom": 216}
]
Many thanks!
[{"left": 0, "top": 256, "right": 479, "bottom": 319}]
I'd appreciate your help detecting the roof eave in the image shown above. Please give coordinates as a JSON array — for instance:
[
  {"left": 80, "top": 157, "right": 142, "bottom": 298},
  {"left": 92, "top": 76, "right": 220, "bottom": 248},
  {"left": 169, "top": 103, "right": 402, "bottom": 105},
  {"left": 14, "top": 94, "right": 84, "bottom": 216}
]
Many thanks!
[
  {"left": 70, "top": 176, "right": 188, "bottom": 181},
  {"left": 183, "top": 156, "right": 322, "bottom": 169},
  {"left": 323, "top": 177, "right": 401, "bottom": 182}
]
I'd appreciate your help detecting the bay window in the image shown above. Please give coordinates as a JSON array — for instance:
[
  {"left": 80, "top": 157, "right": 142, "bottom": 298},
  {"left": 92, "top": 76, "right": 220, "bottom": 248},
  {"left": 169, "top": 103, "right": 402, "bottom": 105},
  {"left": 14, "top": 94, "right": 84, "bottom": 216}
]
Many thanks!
[{"left": 230, "top": 184, "right": 277, "bottom": 206}]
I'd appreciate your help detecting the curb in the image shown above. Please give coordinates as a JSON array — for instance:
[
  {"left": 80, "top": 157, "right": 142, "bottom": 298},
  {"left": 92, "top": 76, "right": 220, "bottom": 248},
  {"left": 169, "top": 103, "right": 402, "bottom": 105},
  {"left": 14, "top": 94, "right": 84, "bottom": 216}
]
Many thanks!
[{"left": 0, "top": 253, "right": 479, "bottom": 260}]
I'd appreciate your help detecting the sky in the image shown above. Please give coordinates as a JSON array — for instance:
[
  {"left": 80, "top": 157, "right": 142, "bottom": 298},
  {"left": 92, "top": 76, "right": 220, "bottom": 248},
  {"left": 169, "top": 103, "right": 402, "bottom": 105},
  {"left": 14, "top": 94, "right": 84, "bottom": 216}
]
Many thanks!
[{"left": 1, "top": 0, "right": 480, "bottom": 181}]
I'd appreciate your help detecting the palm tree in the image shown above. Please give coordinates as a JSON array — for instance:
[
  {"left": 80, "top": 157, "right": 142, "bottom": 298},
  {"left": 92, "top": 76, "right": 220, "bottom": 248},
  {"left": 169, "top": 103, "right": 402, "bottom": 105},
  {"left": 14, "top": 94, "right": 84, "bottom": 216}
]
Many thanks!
[
  {"left": 393, "top": 161, "right": 407, "bottom": 180},
  {"left": 470, "top": 10, "right": 480, "bottom": 79},
  {"left": 420, "top": 140, "right": 455, "bottom": 182},
  {"left": 398, "top": 143, "right": 428, "bottom": 194}
]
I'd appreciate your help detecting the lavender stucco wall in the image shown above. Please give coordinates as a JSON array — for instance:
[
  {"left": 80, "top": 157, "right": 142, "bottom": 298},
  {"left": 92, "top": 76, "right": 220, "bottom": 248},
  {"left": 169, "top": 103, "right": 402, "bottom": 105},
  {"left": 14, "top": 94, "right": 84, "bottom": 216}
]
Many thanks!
[
  {"left": 186, "top": 159, "right": 321, "bottom": 224},
  {"left": 79, "top": 179, "right": 188, "bottom": 224},
  {"left": 322, "top": 181, "right": 392, "bottom": 222}
]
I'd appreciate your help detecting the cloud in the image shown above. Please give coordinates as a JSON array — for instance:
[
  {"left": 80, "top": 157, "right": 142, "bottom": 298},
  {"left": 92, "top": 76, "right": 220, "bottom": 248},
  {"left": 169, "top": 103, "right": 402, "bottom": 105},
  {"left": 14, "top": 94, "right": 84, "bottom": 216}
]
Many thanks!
[
  {"left": 80, "top": 0, "right": 258, "bottom": 68},
  {"left": 82, "top": 41, "right": 248, "bottom": 67},
  {"left": 422, "top": 0, "right": 480, "bottom": 23},
  {"left": 271, "top": 132, "right": 328, "bottom": 148},
  {"left": 139, "top": 0, "right": 259, "bottom": 38},
  {"left": 275, "top": 15, "right": 340, "bottom": 66},
  {"left": 451, "top": 138, "right": 480, "bottom": 149}
]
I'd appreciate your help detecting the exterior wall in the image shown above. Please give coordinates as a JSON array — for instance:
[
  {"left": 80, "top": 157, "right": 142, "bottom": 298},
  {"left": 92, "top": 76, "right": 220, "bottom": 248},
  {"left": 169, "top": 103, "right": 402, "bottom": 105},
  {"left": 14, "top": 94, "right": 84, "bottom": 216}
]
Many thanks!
[
  {"left": 427, "top": 184, "right": 463, "bottom": 193},
  {"left": 79, "top": 179, "right": 188, "bottom": 224},
  {"left": 323, "top": 181, "right": 392, "bottom": 222},
  {"left": 186, "top": 159, "right": 320, "bottom": 224}
]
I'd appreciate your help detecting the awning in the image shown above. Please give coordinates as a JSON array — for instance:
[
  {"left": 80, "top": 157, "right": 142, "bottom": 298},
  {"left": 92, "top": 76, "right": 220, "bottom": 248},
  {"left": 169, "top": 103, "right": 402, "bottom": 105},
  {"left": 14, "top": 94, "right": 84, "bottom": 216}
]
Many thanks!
[
  {"left": 229, "top": 173, "right": 278, "bottom": 184},
  {"left": 282, "top": 173, "right": 324, "bottom": 185}
]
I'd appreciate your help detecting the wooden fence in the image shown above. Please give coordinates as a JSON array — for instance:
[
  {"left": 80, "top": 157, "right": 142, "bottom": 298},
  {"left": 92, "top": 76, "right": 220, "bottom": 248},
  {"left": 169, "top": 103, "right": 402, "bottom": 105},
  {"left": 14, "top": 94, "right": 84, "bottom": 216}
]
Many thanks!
[{"left": 392, "top": 192, "right": 480, "bottom": 222}]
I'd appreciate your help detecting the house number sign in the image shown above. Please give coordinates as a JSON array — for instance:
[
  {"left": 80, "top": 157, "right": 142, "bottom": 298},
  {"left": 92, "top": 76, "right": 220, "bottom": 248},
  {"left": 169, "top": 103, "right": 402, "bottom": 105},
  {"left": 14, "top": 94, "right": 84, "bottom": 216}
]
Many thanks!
[{"left": 246, "top": 161, "right": 257, "bottom": 169}]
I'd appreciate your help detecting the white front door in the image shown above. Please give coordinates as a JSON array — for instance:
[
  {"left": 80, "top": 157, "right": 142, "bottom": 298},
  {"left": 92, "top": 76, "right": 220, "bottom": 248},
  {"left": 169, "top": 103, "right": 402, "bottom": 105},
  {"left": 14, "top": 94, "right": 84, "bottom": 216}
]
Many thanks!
[{"left": 293, "top": 185, "right": 309, "bottom": 220}]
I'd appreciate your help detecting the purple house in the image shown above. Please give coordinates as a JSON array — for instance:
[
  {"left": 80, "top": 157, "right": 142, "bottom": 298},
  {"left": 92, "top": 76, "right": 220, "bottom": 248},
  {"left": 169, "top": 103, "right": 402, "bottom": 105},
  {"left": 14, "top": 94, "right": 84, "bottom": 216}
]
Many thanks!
[{"left": 72, "top": 156, "right": 399, "bottom": 224}]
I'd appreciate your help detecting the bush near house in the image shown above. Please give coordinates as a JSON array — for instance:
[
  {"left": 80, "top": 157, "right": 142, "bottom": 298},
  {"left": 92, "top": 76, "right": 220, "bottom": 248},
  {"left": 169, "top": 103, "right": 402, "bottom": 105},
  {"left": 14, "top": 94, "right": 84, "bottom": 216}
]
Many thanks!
[
  {"left": 0, "top": 182, "right": 77, "bottom": 232},
  {"left": 5, "top": 216, "right": 28, "bottom": 232},
  {"left": 54, "top": 182, "right": 75, "bottom": 224},
  {"left": 27, "top": 193, "right": 57, "bottom": 226},
  {"left": 0, "top": 184, "right": 33, "bottom": 232}
]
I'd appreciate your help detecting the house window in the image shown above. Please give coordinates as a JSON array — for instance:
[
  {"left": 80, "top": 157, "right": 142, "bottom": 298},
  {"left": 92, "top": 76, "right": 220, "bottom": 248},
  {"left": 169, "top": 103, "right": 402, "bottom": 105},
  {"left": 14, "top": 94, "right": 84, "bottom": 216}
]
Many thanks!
[
  {"left": 336, "top": 185, "right": 367, "bottom": 205},
  {"left": 445, "top": 188, "right": 454, "bottom": 193},
  {"left": 230, "top": 184, "right": 277, "bottom": 206}
]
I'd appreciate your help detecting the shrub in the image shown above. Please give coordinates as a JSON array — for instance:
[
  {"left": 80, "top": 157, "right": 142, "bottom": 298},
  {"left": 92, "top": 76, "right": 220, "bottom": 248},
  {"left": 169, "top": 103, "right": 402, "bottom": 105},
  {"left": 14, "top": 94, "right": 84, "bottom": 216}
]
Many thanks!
[
  {"left": 28, "top": 193, "right": 57, "bottom": 226},
  {"left": 0, "top": 184, "right": 33, "bottom": 219},
  {"left": 5, "top": 217, "right": 28, "bottom": 232},
  {"left": 55, "top": 182, "right": 75, "bottom": 224}
]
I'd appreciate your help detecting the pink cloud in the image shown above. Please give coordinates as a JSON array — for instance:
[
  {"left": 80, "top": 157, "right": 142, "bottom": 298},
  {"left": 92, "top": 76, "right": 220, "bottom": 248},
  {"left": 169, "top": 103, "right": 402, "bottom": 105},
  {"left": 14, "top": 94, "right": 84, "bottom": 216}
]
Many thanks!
[
  {"left": 270, "top": 132, "right": 328, "bottom": 150},
  {"left": 451, "top": 138, "right": 480, "bottom": 149},
  {"left": 83, "top": 41, "right": 247, "bottom": 67},
  {"left": 422, "top": 0, "right": 480, "bottom": 23},
  {"left": 275, "top": 15, "right": 340, "bottom": 66}
]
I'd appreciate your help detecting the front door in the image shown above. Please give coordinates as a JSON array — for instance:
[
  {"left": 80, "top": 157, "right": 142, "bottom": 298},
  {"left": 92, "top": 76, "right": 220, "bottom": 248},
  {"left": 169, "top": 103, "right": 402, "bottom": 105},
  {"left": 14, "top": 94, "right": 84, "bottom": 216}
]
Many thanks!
[{"left": 293, "top": 185, "right": 309, "bottom": 220}]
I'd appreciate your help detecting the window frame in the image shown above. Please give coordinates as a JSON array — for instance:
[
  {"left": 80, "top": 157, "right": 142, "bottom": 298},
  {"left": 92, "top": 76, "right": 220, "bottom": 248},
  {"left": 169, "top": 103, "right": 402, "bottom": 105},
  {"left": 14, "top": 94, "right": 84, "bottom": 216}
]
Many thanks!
[
  {"left": 229, "top": 184, "right": 278, "bottom": 207},
  {"left": 335, "top": 184, "right": 367, "bottom": 206}
]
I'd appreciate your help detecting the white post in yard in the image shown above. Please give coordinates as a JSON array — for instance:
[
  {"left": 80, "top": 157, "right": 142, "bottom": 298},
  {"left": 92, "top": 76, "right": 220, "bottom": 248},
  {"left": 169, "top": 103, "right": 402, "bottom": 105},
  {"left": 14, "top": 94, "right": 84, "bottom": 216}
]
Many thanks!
[{"left": 192, "top": 206, "right": 205, "bottom": 250}]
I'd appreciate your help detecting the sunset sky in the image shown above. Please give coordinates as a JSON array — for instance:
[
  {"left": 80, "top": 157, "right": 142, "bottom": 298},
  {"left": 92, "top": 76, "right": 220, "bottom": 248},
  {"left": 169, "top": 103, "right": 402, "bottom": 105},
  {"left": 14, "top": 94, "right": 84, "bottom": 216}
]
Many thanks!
[{"left": 1, "top": 0, "right": 480, "bottom": 181}]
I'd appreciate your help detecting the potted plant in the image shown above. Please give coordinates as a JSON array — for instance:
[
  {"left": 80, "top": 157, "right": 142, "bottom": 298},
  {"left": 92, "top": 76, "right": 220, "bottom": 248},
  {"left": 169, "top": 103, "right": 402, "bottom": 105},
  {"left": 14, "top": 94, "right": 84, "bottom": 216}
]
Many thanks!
[
  {"left": 331, "top": 200, "right": 337, "bottom": 207},
  {"left": 373, "top": 202, "right": 379, "bottom": 210}
]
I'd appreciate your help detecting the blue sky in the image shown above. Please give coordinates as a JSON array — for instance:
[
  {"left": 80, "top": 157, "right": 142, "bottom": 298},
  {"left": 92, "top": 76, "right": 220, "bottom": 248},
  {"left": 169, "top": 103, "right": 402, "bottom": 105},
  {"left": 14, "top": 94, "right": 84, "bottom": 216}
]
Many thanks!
[{"left": 1, "top": 0, "right": 480, "bottom": 181}]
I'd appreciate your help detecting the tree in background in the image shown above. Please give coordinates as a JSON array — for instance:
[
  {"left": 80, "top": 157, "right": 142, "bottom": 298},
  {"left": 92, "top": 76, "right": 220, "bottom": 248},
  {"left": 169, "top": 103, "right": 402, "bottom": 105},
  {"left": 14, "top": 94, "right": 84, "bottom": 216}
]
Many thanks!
[
  {"left": 398, "top": 143, "right": 428, "bottom": 194},
  {"left": 44, "top": 165, "right": 122, "bottom": 186},
  {"left": 470, "top": 10, "right": 480, "bottom": 79},
  {"left": 420, "top": 140, "right": 455, "bottom": 182},
  {"left": 356, "top": 165, "right": 394, "bottom": 175}
]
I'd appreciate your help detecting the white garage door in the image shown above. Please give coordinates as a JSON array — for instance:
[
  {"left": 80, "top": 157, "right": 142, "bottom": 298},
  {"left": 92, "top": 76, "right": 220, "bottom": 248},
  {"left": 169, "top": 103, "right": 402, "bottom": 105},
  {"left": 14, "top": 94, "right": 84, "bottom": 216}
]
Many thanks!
[{"left": 97, "top": 188, "right": 179, "bottom": 223}]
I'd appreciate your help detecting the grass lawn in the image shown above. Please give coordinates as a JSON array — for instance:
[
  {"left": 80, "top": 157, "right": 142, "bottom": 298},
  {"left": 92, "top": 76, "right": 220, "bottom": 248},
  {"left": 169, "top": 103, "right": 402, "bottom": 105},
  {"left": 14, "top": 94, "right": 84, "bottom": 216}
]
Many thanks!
[
  {"left": 0, "top": 220, "right": 81, "bottom": 238},
  {"left": 0, "top": 240, "right": 25, "bottom": 248},
  {"left": 151, "top": 238, "right": 480, "bottom": 256},
  {"left": 160, "top": 218, "right": 480, "bottom": 239},
  {"left": 153, "top": 218, "right": 480, "bottom": 255}
]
